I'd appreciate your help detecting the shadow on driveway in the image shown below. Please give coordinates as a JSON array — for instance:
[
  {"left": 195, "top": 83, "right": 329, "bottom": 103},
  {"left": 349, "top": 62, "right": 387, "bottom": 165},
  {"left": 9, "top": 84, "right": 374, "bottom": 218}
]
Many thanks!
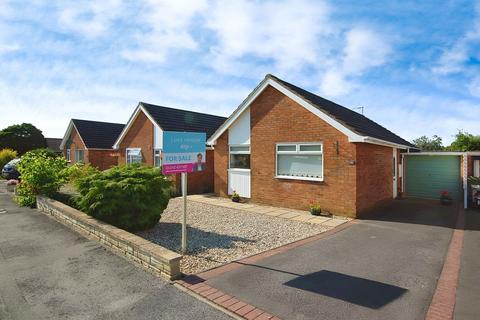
[{"left": 285, "top": 270, "right": 408, "bottom": 309}]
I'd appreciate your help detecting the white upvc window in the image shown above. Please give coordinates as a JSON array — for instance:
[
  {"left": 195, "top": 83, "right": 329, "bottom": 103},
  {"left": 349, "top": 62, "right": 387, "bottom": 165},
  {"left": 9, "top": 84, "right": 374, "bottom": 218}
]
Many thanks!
[
  {"left": 75, "top": 149, "right": 84, "bottom": 163},
  {"left": 229, "top": 145, "right": 250, "bottom": 170},
  {"left": 126, "top": 148, "right": 142, "bottom": 164},
  {"left": 154, "top": 149, "right": 162, "bottom": 168},
  {"left": 66, "top": 149, "right": 71, "bottom": 162},
  {"left": 275, "top": 143, "right": 323, "bottom": 181}
]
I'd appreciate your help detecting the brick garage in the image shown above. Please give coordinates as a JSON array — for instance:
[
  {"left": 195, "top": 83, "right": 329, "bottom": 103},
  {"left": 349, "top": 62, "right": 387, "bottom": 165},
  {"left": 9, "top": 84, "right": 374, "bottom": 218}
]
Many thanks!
[
  {"left": 208, "top": 74, "right": 415, "bottom": 218},
  {"left": 113, "top": 102, "right": 226, "bottom": 195},
  {"left": 60, "top": 119, "right": 124, "bottom": 170}
]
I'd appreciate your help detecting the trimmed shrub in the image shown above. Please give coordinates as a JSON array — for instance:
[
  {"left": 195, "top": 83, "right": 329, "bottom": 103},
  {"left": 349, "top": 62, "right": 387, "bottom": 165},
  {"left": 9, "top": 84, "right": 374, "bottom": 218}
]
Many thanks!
[
  {"left": 74, "top": 164, "right": 171, "bottom": 231},
  {"left": 0, "top": 148, "right": 17, "bottom": 171},
  {"left": 15, "top": 149, "right": 68, "bottom": 207},
  {"left": 64, "top": 162, "right": 99, "bottom": 183}
]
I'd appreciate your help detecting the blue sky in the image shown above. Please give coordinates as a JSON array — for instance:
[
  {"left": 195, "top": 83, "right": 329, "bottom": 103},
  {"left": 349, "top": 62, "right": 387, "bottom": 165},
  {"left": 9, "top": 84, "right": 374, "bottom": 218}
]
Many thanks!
[{"left": 0, "top": 0, "right": 479, "bottom": 144}]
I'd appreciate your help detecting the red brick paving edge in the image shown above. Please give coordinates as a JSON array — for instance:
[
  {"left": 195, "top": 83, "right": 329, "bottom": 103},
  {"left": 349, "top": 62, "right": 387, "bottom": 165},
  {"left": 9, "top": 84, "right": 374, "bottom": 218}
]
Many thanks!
[
  {"left": 176, "top": 219, "right": 357, "bottom": 320},
  {"left": 425, "top": 206, "right": 465, "bottom": 320}
]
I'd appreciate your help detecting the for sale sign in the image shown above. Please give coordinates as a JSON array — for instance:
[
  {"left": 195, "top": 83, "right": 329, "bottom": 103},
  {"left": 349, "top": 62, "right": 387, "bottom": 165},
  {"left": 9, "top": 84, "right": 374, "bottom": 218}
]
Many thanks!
[{"left": 162, "top": 131, "right": 206, "bottom": 175}]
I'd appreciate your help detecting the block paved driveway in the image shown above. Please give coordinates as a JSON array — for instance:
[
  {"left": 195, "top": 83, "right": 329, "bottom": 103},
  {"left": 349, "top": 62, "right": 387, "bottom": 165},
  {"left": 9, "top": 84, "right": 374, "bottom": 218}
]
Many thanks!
[
  {"left": 0, "top": 193, "right": 230, "bottom": 320},
  {"left": 205, "top": 199, "right": 460, "bottom": 320}
]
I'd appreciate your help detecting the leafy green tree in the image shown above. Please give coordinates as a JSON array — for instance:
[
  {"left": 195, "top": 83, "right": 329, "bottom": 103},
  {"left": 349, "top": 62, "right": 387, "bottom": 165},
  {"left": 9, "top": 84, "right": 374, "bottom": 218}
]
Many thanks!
[
  {"left": 0, "top": 123, "right": 46, "bottom": 155},
  {"left": 447, "top": 131, "right": 480, "bottom": 151},
  {"left": 15, "top": 149, "right": 68, "bottom": 207},
  {"left": 0, "top": 148, "right": 17, "bottom": 170},
  {"left": 412, "top": 135, "right": 444, "bottom": 151},
  {"left": 74, "top": 164, "right": 171, "bottom": 231}
]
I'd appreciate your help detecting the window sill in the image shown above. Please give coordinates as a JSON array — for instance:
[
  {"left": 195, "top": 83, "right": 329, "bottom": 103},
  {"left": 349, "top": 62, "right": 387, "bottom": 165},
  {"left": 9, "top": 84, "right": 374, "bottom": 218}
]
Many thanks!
[
  {"left": 275, "top": 175, "right": 323, "bottom": 182},
  {"left": 228, "top": 168, "right": 251, "bottom": 172}
]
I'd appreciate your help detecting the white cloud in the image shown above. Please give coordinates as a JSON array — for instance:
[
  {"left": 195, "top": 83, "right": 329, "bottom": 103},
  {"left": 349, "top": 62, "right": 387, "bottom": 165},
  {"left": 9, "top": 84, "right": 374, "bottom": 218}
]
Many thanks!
[
  {"left": 320, "top": 27, "right": 391, "bottom": 97},
  {"left": 0, "top": 43, "right": 20, "bottom": 54},
  {"left": 57, "top": 0, "right": 123, "bottom": 38},
  {"left": 432, "top": 2, "right": 480, "bottom": 75},
  {"left": 121, "top": 0, "right": 207, "bottom": 63},
  {"left": 206, "top": 0, "right": 332, "bottom": 73}
]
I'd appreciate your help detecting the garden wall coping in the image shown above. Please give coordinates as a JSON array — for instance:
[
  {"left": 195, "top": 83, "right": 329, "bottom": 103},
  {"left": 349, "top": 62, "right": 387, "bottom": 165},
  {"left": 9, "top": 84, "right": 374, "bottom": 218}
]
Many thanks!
[{"left": 36, "top": 196, "right": 182, "bottom": 280}]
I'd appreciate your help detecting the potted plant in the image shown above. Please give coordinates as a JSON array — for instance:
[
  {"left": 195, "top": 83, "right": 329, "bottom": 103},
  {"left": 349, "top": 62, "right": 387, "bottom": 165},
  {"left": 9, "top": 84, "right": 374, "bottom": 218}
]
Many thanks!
[
  {"left": 440, "top": 190, "right": 453, "bottom": 205},
  {"left": 468, "top": 176, "right": 480, "bottom": 189},
  {"left": 309, "top": 200, "right": 322, "bottom": 216},
  {"left": 231, "top": 190, "right": 240, "bottom": 203}
]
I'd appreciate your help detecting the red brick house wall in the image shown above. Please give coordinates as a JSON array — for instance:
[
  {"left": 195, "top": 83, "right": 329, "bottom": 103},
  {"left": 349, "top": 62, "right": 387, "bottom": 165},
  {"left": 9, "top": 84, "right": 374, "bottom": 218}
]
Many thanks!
[
  {"left": 355, "top": 143, "right": 394, "bottom": 215},
  {"left": 214, "top": 131, "right": 229, "bottom": 197},
  {"left": 88, "top": 150, "right": 118, "bottom": 170},
  {"left": 118, "top": 111, "right": 154, "bottom": 166},
  {"left": 213, "top": 85, "right": 400, "bottom": 218}
]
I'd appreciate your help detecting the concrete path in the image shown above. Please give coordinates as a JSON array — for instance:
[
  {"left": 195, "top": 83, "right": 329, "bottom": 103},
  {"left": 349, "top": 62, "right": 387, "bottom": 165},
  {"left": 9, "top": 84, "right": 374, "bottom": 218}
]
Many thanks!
[
  {"left": 188, "top": 194, "right": 349, "bottom": 227},
  {"left": 454, "top": 209, "right": 480, "bottom": 320},
  {"left": 204, "top": 199, "right": 457, "bottom": 320},
  {"left": 0, "top": 193, "right": 230, "bottom": 320}
]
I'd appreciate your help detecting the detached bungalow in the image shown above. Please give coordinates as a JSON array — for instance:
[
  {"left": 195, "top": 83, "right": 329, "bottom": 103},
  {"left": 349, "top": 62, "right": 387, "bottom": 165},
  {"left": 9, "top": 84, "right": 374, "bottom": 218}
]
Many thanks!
[
  {"left": 60, "top": 119, "right": 124, "bottom": 170},
  {"left": 207, "top": 74, "right": 416, "bottom": 218},
  {"left": 113, "top": 102, "right": 227, "bottom": 194}
]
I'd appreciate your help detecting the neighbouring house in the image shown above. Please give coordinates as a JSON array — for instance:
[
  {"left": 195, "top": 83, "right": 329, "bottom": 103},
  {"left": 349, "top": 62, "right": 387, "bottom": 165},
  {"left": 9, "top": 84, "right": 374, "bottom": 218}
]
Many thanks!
[
  {"left": 45, "top": 138, "right": 62, "bottom": 154},
  {"left": 60, "top": 119, "right": 124, "bottom": 170},
  {"left": 113, "top": 102, "right": 227, "bottom": 194},
  {"left": 207, "top": 74, "right": 417, "bottom": 218}
]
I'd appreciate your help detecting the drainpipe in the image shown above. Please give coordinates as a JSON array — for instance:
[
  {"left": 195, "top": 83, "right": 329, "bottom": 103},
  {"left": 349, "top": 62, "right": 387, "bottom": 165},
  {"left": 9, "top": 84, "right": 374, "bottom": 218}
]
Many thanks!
[{"left": 463, "top": 153, "right": 468, "bottom": 209}]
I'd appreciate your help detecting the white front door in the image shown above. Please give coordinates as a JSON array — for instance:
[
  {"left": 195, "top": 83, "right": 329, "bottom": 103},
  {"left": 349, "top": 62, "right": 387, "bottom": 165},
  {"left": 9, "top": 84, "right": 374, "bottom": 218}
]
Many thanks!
[
  {"left": 228, "top": 169, "right": 251, "bottom": 198},
  {"left": 393, "top": 148, "right": 398, "bottom": 198}
]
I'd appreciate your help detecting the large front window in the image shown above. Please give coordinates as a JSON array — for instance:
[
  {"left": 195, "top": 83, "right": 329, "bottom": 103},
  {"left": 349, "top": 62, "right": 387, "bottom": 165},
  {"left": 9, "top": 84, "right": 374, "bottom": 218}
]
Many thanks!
[
  {"left": 229, "top": 145, "right": 250, "bottom": 169},
  {"left": 276, "top": 143, "right": 323, "bottom": 181},
  {"left": 126, "top": 148, "right": 142, "bottom": 164}
]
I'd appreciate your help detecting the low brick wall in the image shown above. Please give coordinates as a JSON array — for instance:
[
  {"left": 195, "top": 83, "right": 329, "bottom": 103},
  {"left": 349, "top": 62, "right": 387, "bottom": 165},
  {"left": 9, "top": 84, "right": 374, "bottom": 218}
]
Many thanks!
[{"left": 36, "top": 196, "right": 182, "bottom": 280}]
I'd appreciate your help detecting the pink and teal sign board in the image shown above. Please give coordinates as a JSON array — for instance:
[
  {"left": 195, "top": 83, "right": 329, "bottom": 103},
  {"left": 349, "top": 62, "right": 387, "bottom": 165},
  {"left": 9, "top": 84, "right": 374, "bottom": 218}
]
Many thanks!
[{"left": 162, "top": 131, "right": 206, "bottom": 175}]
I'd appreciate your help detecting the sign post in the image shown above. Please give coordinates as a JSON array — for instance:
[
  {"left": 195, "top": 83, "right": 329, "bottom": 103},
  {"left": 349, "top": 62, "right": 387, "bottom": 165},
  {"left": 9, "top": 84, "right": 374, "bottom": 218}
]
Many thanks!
[{"left": 162, "top": 131, "right": 206, "bottom": 255}]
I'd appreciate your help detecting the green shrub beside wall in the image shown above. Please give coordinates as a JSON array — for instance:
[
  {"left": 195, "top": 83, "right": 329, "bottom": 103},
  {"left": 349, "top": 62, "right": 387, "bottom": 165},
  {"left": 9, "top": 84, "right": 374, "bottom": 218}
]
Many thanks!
[
  {"left": 74, "top": 165, "right": 171, "bottom": 232},
  {"left": 15, "top": 149, "right": 68, "bottom": 207}
]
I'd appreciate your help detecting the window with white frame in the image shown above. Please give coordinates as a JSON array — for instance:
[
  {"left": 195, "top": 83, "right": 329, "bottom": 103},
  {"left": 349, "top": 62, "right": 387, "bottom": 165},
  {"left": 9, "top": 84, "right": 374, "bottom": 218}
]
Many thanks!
[
  {"left": 66, "top": 149, "right": 71, "bottom": 162},
  {"left": 154, "top": 149, "right": 161, "bottom": 168},
  {"left": 276, "top": 143, "right": 323, "bottom": 180},
  {"left": 229, "top": 145, "right": 250, "bottom": 169},
  {"left": 75, "top": 149, "right": 84, "bottom": 163},
  {"left": 126, "top": 148, "right": 142, "bottom": 164}
]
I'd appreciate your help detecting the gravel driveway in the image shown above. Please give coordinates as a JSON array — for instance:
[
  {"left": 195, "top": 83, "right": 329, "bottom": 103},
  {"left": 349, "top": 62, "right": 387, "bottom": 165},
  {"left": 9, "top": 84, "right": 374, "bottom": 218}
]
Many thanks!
[{"left": 138, "top": 198, "right": 328, "bottom": 274}]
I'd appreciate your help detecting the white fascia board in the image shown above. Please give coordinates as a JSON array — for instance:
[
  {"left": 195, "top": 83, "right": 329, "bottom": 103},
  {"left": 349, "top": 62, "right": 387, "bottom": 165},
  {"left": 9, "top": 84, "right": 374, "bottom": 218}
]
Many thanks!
[
  {"left": 207, "top": 76, "right": 412, "bottom": 150},
  {"left": 207, "top": 79, "right": 270, "bottom": 145},
  {"left": 59, "top": 120, "right": 74, "bottom": 150},
  {"left": 267, "top": 80, "right": 365, "bottom": 141},
  {"left": 401, "top": 152, "right": 465, "bottom": 156},
  {"left": 207, "top": 78, "right": 364, "bottom": 145},
  {"left": 112, "top": 104, "right": 162, "bottom": 149},
  {"left": 60, "top": 121, "right": 89, "bottom": 150},
  {"left": 358, "top": 137, "right": 412, "bottom": 150}
]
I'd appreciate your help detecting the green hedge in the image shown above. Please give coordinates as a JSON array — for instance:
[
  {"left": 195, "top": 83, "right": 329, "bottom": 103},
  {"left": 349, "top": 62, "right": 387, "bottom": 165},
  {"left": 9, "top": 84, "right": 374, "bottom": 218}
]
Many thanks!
[
  {"left": 74, "top": 165, "right": 171, "bottom": 232},
  {"left": 15, "top": 149, "right": 68, "bottom": 207}
]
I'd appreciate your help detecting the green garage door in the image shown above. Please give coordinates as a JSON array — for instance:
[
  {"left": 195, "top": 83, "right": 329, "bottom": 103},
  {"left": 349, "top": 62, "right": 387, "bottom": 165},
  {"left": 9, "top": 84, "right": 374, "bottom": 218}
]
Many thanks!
[{"left": 405, "top": 155, "right": 461, "bottom": 200}]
